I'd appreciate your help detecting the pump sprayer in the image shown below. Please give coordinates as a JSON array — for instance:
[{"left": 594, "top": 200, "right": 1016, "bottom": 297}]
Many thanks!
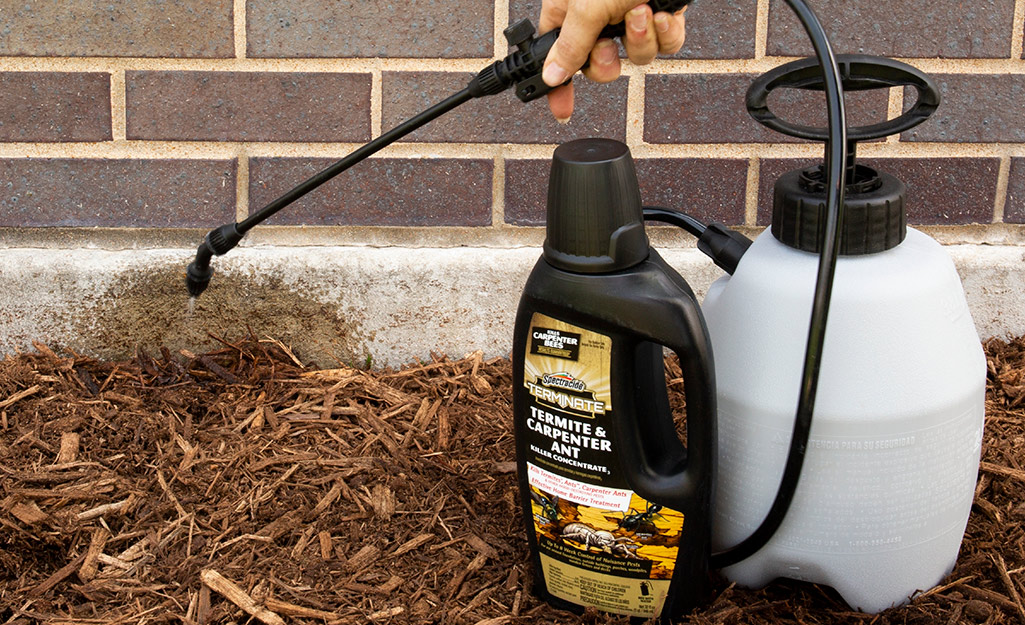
[
  {"left": 179, "top": 0, "right": 984, "bottom": 620},
  {"left": 703, "top": 54, "right": 984, "bottom": 612}
]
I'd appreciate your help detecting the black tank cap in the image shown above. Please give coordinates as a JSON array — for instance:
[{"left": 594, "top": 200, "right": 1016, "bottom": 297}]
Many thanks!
[
  {"left": 772, "top": 162, "right": 906, "bottom": 255},
  {"left": 543, "top": 138, "right": 649, "bottom": 273}
]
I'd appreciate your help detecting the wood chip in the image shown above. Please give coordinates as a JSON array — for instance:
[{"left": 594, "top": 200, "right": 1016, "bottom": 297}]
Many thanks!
[
  {"left": 0, "top": 385, "right": 42, "bottom": 410},
  {"left": 436, "top": 405, "right": 451, "bottom": 450},
  {"left": 290, "top": 526, "right": 316, "bottom": 559},
  {"left": 102, "top": 391, "right": 142, "bottom": 407},
  {"left": 200, "top": 569, "right": 285, "bottom": 625},
  {"left": 318, "top": 531, "right": 333, "bottom": 560},
  {"left": 32, "top": 341, "right": 60, "bottom": 361},
  {"left": 250, "top": 452, "right": 319, "bottom": 472},
  {"left": 9, "top": 500, "right": 48, "bottom": 525},
  {"left": 197, "top": 584, "right": 212, "bottom": 625},
  {"left": 472, "top": 615, "right": 512, "bottom": 625},
  {"left": 156, "top": 469, "right": 188, "bottom": 518},
  {"left": 980, "top": 461, "right": 1025, "bottom": 483},
  {"left": 181, "top": 350, "right": 240, "bottom": 384},
  {"left": 369, "top": 484, "right": 396, "bottom": 521},
  {"left": 307, "top": 480, "right": 344, "bottom": 520},
  {"left": 392, "top": 533, "right": 434, "bottom": 557},
  {"left": 30, "top": 552, "right": 87, "bottom": 596},
  {"left": 368, "top": 606, "right": 404, "bottom": 620},
  {"left": 492, "top": 461, "right": 516, "bottom": 474},
  {"left": 54, "top": 431, "right": 80, "bottom": 464},
  {"left": 464, "top": 534, "right": 498, "bottom": 559},
  {"left": 256, "top": 512, "right": 300, "bottom": 540},
  {"left": 78, "top": 527, "right": 109, "bottom": 581},
  {"left": 344, "top": 545, "right": 381, "bottom": 573},
  {"left": 992, "top": 553, "right": 1025, "bottom": 622},
  {"left": 263, "top": 597, "right": 340, "bottom": 620},
  {"left": 962, "top": 584, "right": 1021, "bottom": 613},
  {"left": 77, "top": 497, "right": 132, "bottom": 521},
  {"left": 377, "top": 575, "right": 403, "bottom": 594}
]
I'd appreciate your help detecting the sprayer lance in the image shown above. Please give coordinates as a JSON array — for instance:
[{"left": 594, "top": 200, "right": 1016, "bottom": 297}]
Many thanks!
[{"left": 184, "top": 0, "right": 693, "bottom": 297}]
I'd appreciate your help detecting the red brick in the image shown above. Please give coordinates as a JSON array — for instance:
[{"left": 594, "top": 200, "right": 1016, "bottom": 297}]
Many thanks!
[
  {"left": 508, "top": 0, "right": 757, "bottom": 59},
  {"left": 0, "top": 73, "right": 111, "bottom": 142},
  {"left": 246, "top": 0, "right": 493, "bottom": 58},
  {"left": 504, "top": 158, "right": 748, "bottom": 226},
  {"left": 0, "top": 159, "right": 236, "bottom": 227},
  {"left": 757, "top": 158, "right": 999, "bottom": 226},
  {"left": 901, "top": 74, "right": 1025, "bottom": 143},
  {"left": 249, "top": 158, "right": 493, "bottom": 226},
  {"left": 1006, "top": 158, "right": 1025, "bottom": 224},
  {"left": 126, "top": 72, "right": 372, "bottom": 142},
  {"left": 767, "top": 0, "right": 1015, "bottom": 58},
  {"left": 645, "top": 73, "right": 890, "bottom": 144},
  {"left": 663, "top": 0, "right": 758, "bottom": 59},
  {"left": 636, "top": 159, "right": 749, "bottom": 225},
  {"left": 0, "top": 0, "right": 233, "bottom": 58},
  {"left": 504, "top": 159, "right": 547, "bottom": 225},
  {"left": 382, "top": 73, "right": 627, "bottom": 144}
]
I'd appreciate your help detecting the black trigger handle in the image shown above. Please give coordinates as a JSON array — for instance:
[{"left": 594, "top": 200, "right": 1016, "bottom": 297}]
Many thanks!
[{"left": 469, "top": 0, "right": 694, "bottom": 103}]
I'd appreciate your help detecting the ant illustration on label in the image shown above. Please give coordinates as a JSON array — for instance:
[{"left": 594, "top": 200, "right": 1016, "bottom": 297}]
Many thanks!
[
  {"left": 531, "top": 488, "right": 560, "bottom": 523},
  {"left": 618, "top": 502, "right": 668, "bottom": 534}
]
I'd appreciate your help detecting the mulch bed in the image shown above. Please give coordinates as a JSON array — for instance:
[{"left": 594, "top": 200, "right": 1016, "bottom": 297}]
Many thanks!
[{"left": 1, "top": 334, "right": 1024, "bottom": 625}]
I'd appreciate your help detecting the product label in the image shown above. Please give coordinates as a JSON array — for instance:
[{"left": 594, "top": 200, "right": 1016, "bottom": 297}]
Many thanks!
[{"left": 523, "top": 313, "right": 685, "bottom": 619}]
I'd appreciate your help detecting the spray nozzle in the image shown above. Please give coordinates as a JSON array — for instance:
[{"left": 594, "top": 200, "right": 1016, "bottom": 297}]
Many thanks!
[
  {"left": 185, "top": 255, "right": 212, "bottom": 298},
  {"left": 185, "top": 223, "right": 244, "bottom": 297}
]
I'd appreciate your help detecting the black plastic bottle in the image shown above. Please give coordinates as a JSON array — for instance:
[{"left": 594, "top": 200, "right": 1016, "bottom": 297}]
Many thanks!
[{"left": 512, "top": 138, "right": 715, "bottom": 621}]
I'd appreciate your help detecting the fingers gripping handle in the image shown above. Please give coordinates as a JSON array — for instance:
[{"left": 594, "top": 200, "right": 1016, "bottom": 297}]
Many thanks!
[
  {"left": 598, "top": 0, "right": 693, "bottom": 38},
  {"left": 472, "top": 0, "right": 694, "bottom": 102}
]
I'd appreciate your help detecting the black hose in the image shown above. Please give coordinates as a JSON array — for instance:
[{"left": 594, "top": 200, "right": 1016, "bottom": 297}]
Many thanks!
[
  {"left": 709, "top": 0, "right": 848, "bottom": 569},
  {"left": 643, "top": 206, "right": 753, "bottom": 275},
  {"left": 642, "top": 206, "right": 708, "bottom": 238}
]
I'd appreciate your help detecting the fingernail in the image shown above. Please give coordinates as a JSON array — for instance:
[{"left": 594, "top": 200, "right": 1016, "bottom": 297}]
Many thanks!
[
  {"left": 555, "top": 116, "right": 571, "bottom": 125},
  {"left": 628, "top": 7, "right": 647, "bottom": 34},
  {"left": 543, "top": 62, "right": 570, "bottom": 86},
  {"left": 595, "top": 40, "right": 617, "bottom": 66},
  {"left": 654, "top": 13, "right": 669, "bottom": 33}
]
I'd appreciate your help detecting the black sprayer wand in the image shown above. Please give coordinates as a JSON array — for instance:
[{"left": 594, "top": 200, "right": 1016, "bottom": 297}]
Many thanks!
[{"left": 184, "top": 0, "right": 694, "bottom": 298}]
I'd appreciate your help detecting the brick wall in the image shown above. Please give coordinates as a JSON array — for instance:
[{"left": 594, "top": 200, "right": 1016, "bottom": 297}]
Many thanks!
[{"left": 1, "top": 0, "right": 1024, "bottom": 242}]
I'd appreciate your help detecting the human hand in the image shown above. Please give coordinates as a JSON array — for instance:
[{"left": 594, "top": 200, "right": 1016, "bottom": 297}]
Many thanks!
[{"left": 539, "top": 0, "right": 687, "bottom": 121}]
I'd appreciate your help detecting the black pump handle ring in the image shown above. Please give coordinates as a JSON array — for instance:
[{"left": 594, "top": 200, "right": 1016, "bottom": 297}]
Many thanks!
[{"left": 747, "top": 54, "right": 940, "bottom": 142}]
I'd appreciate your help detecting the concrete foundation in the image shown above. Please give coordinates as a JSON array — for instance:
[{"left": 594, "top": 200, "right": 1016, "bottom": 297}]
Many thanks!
[{"left": 1, "top": 243, "right": 1022, "bottom": 367}]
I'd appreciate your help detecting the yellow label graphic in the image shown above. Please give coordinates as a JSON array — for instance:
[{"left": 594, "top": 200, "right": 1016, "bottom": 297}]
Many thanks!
[{"left": 524, "top": 313, "right": 685, "bottom": 619}]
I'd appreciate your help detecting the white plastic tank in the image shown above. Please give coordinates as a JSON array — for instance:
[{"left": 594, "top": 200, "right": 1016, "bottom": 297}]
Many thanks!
[{"left": 703, "top": 226, "right": 986, "bottom": 613}]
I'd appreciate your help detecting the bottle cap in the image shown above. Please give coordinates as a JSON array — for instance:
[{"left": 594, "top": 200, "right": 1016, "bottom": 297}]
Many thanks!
[{"left": 543, "top": 138, "right": 649, "bottom": 272}]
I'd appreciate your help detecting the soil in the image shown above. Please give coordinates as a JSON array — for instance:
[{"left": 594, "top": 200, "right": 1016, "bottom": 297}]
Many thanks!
[{"left": 1, "top": 334, "right": 1024, "bottom": 625}]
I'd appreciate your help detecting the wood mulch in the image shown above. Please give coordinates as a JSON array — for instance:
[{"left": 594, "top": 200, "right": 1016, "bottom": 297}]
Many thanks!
[{"left": 1, "top": 334, "right": 1024, "bottom": 624}]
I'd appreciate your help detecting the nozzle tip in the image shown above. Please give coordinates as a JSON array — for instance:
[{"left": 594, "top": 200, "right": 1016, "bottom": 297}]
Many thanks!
[{"left": 186, "top": 261, "right": 213, "bottom": 298}]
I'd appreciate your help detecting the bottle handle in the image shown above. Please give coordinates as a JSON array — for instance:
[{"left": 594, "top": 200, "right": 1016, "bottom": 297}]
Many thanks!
[{"left": 612, "top": 290, "right": 716, "bottom": 506}]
